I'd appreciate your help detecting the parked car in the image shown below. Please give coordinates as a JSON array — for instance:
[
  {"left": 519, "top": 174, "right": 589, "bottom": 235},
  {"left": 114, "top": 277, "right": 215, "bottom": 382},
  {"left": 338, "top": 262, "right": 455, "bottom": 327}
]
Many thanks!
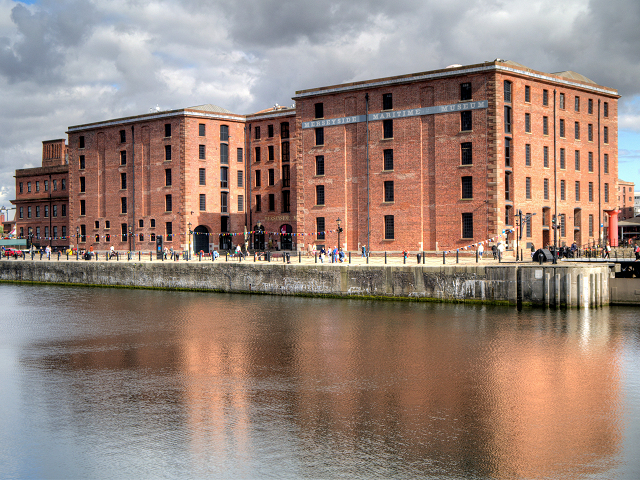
[{"left": 3, "top": 248, "right": 22, "bottom": 258}]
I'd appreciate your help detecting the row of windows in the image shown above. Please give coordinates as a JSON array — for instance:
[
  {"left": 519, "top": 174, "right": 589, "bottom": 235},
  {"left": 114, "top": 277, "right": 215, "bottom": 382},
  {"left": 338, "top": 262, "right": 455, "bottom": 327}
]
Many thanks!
[
  {"left": 19, "top": 204, "right": 66, "bottom": 219},
  {"left": 523, "top": 178, "right": 611, "bottom": 203},
  {"left": 78, "top": 145, "right": 243, "bottom": 167},
  {"left": 19, "top": 179, "right": 66, "bottom": 193},
  {"left": 254, "top": 123, "right": 290, "bottom": 140},
  {"left": 253, "top": 143, "right": 290, "bottom": 162},
  {"left": 519, "top": 144, "right": 609, "bottom": 173},
  {"left": 504, "top": 81, "right": 610, "bottom": 117},
  {"left": 253, "top": 166, "right": 291, "bottom": 188},
  {"left": 19, "top": 226, "right": 66, "bottom": 239},
  {"left": 506, "top": 210, "right": 597, "bottom": 238},
  {"left": 518, "top": 113, "right": 610, "bottom": 143}
]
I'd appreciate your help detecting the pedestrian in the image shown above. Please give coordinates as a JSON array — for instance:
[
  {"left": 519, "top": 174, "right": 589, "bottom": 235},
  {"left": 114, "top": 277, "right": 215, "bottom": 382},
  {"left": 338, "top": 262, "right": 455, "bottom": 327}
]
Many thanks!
[
  {"left": 635, "top": 244, "right": 640, "bottom": 261},
  {"left": 491, "top": 244, "right": 497, "bottom": 260},
  {"left": 339, "top": 248, "right": 345, "bottom": 262},
  {"left": 320, "top": 247, "right": 325, "bottom": 263},
  {"left": 603, "top": 243, "right": 611, "bottom": 259},
  {"left": 361, "top": 246, "right": 366, "bottom": 258},
  {"left": 478, "top": 243, "right": 484, "bottom": 260},
  {"left": 530, "top": 243, "right": 535, "bottom": 259},
  {"left": 497, "top": 242, "right": 505, "bottom": 260},
  {"left": 45, "top": 245, "right": 51, "bottom": 260}
]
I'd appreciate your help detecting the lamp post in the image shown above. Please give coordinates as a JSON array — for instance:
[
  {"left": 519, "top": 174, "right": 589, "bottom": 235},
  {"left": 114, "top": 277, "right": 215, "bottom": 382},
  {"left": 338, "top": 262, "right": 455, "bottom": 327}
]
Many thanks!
[
  {"left": 128, "top": 225, "right": 132, "bottom": 252},
  {"left": 76, "top": 226, "right": 79, "bottom": 260},
  {"left": 187, "top": 221, "right": 192, "bottom": 260},
  {"left": 336, "top": 217, "right": 343, "bottom": 250}
]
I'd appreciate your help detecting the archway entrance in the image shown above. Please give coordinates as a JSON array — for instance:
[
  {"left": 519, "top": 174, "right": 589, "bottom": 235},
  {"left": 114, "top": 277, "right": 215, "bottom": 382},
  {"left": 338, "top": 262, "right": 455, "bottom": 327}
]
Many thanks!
[
  {"left": 193, "top": 226, "right": 210, "bottom": 254},
  {"left": 253, "top": 225, "right": 265, "bottom": 250},
  {"left": 280, "top": 224, "right": 293, "bottom": 250}
]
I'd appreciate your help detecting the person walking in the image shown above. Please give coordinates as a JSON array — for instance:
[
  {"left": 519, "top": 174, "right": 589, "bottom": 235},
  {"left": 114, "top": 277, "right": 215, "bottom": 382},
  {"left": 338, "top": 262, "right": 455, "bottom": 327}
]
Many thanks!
[{"left": 478, "top": 243, "right": 484, "bottom": 260}]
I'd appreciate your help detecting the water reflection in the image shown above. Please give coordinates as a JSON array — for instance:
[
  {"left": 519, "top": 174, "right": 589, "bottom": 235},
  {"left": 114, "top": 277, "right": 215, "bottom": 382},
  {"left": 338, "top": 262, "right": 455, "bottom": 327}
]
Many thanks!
[{"left": 2, "top": 285, "right": 639, "bottom": 479}]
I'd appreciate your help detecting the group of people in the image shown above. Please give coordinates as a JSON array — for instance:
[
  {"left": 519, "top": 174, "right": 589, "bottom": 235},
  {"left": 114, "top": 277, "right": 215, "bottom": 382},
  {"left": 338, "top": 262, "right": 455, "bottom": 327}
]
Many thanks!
[
  {"left": 317, "top": 246, "right": 345, "bottom": 263},
  {"left": 476, "top": 242, "right": 505, "bottom": 260}
]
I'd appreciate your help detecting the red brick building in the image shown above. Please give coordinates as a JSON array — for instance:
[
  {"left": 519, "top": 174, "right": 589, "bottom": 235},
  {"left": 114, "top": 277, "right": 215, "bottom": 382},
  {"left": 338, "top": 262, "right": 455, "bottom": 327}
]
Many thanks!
[
  {"left": 617, "top": 179, "right": 635, "bottom": 221},
  {"left": 23, "top": 60, "right": 620, "bottom": 254},
  {"left": 293, "top": 60, "right": 619, "bottom": 252},
  {"left": 12, "top": 139, "right": 70, "bottom": 250}
]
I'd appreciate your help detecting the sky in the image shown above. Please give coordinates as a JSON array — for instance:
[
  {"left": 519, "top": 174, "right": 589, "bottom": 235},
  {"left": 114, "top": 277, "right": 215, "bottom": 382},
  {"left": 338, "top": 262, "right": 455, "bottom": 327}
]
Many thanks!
[{"left": 1, "top": 0, "right": 639, "bottom": 219}]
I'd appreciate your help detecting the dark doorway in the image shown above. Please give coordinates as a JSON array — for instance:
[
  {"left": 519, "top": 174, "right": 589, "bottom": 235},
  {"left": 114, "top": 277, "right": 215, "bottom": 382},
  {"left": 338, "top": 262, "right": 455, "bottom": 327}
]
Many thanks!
[
  {"left": 194, "top": 226, "right": 209, "bottom": 254},
  {"left": 280, "top": 224, "right": 293, "bottom": 250},
  {"left": 254, "top": 225, "right": 265, "bottom": 250}
]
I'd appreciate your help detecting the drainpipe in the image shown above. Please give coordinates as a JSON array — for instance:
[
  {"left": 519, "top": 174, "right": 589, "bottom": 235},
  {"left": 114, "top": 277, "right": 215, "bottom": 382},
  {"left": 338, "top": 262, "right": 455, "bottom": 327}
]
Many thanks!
[
  {"left": 366, "top": 93, "right": 370, "bottom": 256},
  {"left": 131, "top": 125, "right": 135, "bottom": 252}
]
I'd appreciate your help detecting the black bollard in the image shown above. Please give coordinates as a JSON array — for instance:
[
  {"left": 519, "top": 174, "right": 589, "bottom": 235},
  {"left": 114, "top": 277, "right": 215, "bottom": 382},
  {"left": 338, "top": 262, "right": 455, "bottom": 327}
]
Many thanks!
[
  {"left": 456, "top": 250, "right": 459, "bottom": 263},
  {"left": 423, "top": 251, "right": 425, "bottom": 264},
  {"left": 385, "top": 251, "right": 387, "bottom": 264},
  {"left": 315, "top": 252, "right": 317, "bottom": 263},
  {"left": 299, "top": 251, "right": 301, "bottom": 263},
  {"left": 476, "top": 250, "right": 478, "bottom": 263},
  {"left": 349, "top": 252, "right": 351, "bottom": 264},
  {"left": 443, "top": 251, "right": 445, "bottom": 264}
]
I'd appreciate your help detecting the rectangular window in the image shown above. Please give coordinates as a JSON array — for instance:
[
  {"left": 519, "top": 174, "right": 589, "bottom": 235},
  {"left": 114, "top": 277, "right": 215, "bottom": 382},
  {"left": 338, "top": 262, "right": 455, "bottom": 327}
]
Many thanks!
[
  {"left": 461, "top": 82, "right": 472, "bottom": 101},
  {"left": 237, "top": 148, "right": 243, "bottom": 163},
  {"left": 588, "top": 98, "right": 593, "bottom": 114},
  {"left": 220, "top": 167, "right": 228, "bottom": 188},
  {"left": 268, "top": 194, "right": 275, "bottom": 211},
  {"left": 525, "top": 85, "right": 530, "bottom": 103},
  {"left": 560, "top": 214, "right": 566, "bottom": 237},
  {"left": 120, "top": 130, "right": 126, "bottom": 143},
  {"left": 138, "top": 219, "right": 142, "bottom": 228},
  {"left": 526, "top": 213, "right": 532, "bottom": 237},
  {"left": 461, "top": 176, "right": 473, "bottom": 199},
  {"left": 505, "top": 205, "right": 512, "bottom": 226},
  {"left": 62, "top": 226, "right": 66, "bottom": 238},
  {"left": 199, "top": 144, "right": 206, "bottom": 160},
  {"left": 281, "top": 165, "right": 289, "bottom": 188},
  {"left": 589, "top": 182, "right": 593, "bottom": 202},
  {"left": 604, "top": 126, "right": 609, "bottom": 144},
  {"left": 559, "top": 119, "right": 565, "bottom": 137},
  {"left": 560, "top": 180, "right": 565, "bottom": 201},
  {"left": 238, "top": 194, "right": 245, "bottom": 212},
  {"left": 525, "top": 144, "right": 531, "bottom": 166},
  {"left": 19, "top": 206, "right": 23, "bottom": 218},
  {"left": 165, "top": 194, "right": 172, "bottom": 212},
  {"left": 53, "top": 226, "right": 57, "bottom": 239},
  {"left": 120, "top": 150, "right": 126, "bottom": 165},
  {"left": 221, "top": 192, "right": 228, "bottom": 213},
  {"left": 199, "top": 123, "right": 205, "bottom": 136},
  {"left": 80, "top": 177, "right": 85, "bottom": 192},
  {"left": 268, "top": 168, "right": 275, "bottom": 186},
  {"left": 255, "top": 146, "right": 261, "bottom": 162},
  {"left": 316, "top": 155, "right": 325, "bottom": 175},
  {"left": 166, "top": 222, "right": 172, "bottom": 241},
  {"left": 461, "top": 143, "right": 472, "bottom": 165},
  {"left": 220, "top": 143, "right": 228, "bottom": 164},
  {"left": 525, "top": 113, "right": 531, "bottom": 133},
  {"left": 220, "top": 125, "right": 229, "bottom": 142},
  {"left": 121, "top": 172, "right": 127, "bottom": 189},
  {"left": 589, "top": 214, "right": 593, "bottom": 237},
  {"left": 317, "top": 217, "right": 325, "bottom": 240},
  {"left": 255, "top": 126, "right": 261, "bottom": 140},
  {"left": 62, "top": 204, "right": 66, "bottom": 216},
  {"left": 53, "top": 180, "right": 57, "bottom": 191},
  {"left": 281, "top": 142, "right": 290, "bottom": 162},
  {"left": 383, "top": 119, "right": 393, "bottom": 138},
  {"left": 384, "top": 181, "right": 394, "bottom": 202},
  {"left": 79, "top": 136, "right": 85, "bottom": 148},
  {"left": 503, "top": 81, "right": 511, "bottom": 103},
  {"left": 505, "top": 137, "right": 511, "bottom": 167},
  {"left": 504, "top": 106, "right": 512, "bottom": 133},
  {"left": 267, "top": 124, "right": 273, "bottom": 138},
  {"left": 575, "top": 121, "right": 580, "bottom": 140},
  {"left": 36, "top": 181, "right": 39, "bottom": 192},
  {"left": 255, "top": 170, "right": 261, "bottom": 187},
  {"left": 543, "top": 89, "right": 548, "bottom": 106},
  {"left": 165, "top": 145, "right": 171, "bottom": 161},
  {"left": 575, "top": 181, "right": 580, "bottom": 201},
  {"left": 543, "top": 116, "right": 549, "bottom": 135},
  {"left": 255, "top": 194, "right": 261, "bottom": 212},
  {"left": 588, "top": 124, "right": 593, "bottom": 142},
  {"left": 544, "top": 178, "right": 549, "bottom": 200},
  {"left": 27, "top": 182, "right": 31, "bottom": 192},
  {"left": 559, "top": 93, "right": 565, "bottom": 109},
  {"left": 121, "top": 197, "right": 127, "bottom": 214},
  {"left": 604, "top": 154, "right": 609, "bottom": 174},
  {"left": 604, "top": 102, "right": 609, "bottom": 117},
  {"left": 281, "top": 191, "right": 289, "bottom": 213},
  {"left": 462, "top": 213, "right": 473, "bottom": 239},
  {"left": 19, "top": 182, "right": 23, "bottom": 193},
  {"left": 316, "top": 185, "right": 325, "bottom": 205},
  {"left": 44, "top": 180, "right": 48, "bottom": 192},
  {"left": 604, "top": 183, "right": 609, "bottom": 203},
  {"left": 199, "top": 168, "right": 205, "bottom": 185},
  {"left": 120, "top": 225, "right": 126, "bottom": 242},
  {"left": 588, "top": 152, "right": 593, "bottom": 172},
  {"left": 526, "top": 177, "right": 532, "bottom": 199},
  {"left": 165, "top": 168, "right": 172, "bottom": 186},
  {"left": 315, "top": 102, "right": 324, "bottom": 119},
  {"left": 575, "top": 96, "right": 580, "bottom": 112},
  {"left": 544, "top": 146, "right": 549, "bottom": 168},
  {"left": 237, "top": 170, "right": 244, "bottom": 188},
  {"left": 165, "top": 124, "right": 171, "bottom": 137},
  {"left": 383, "top": 93, "right": 393, "bottom": 110},
  {"left": 281, "top": 122, "right": 290, "bottom": 139},
  {"left": 461, "top": 111, "right": 472, "bottom": 131},
  {"left": 315, "top": 127, "right": 324, "bottom": 145},
  {"left": 53, "top": 205, "right": 57, "bottom": 217},
  {"left": 385, "top": 215, "right": 395, "bottom": 240},
  {"left": 575, "top": 150, "right": 580, "bottom": 171},
  {"left": 560, "top": 148, "right": 565, "bottom": 169},
  {"left": 27, "top": 206, "right": 31, "bottom": 218},
  {"left": 268, "top": 145, "right": 274, "bottom": 161},
  {"left": 505, "top": 172, "right": 511, "bottom": 201},
  {"left": 199, "top": 194, "right": 206, "bottom": 211}
]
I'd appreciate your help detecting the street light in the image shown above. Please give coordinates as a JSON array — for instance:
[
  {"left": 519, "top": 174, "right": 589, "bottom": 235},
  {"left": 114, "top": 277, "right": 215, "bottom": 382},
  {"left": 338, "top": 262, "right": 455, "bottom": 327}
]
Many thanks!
[
  {"left": 128, "top": 225, "right": 132, "bottom": 252},
  {"left": 76, "top": 226, "right": 79, "bottom": 260},
  {"left": 187, "top": 221, "right": 192, "bottom": 260},
  {"left": 336, "top": 217, "right": 343, "bottom": 250}
]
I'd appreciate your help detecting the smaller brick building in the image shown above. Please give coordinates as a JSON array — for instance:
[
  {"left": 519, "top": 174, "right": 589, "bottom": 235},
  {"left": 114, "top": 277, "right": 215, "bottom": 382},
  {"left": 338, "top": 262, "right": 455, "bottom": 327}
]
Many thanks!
[
  {"left": 617, "top": 179, "right": 635, "bottom": 221},
  {"left": 12, "top": 139, "right": 70, "bottom": 250}
]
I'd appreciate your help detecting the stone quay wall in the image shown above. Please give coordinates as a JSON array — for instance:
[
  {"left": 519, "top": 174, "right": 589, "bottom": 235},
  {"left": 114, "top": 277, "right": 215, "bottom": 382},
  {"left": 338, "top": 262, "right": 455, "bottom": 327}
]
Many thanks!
[{"left": 0, "top": 261, "right": 614, "bottom": 308}]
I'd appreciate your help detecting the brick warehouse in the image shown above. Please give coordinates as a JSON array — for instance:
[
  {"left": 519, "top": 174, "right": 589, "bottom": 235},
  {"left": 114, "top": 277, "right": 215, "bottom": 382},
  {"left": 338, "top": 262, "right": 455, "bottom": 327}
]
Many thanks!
[{"left": 14, "top": 59, "right": 621, "bottom": 254}]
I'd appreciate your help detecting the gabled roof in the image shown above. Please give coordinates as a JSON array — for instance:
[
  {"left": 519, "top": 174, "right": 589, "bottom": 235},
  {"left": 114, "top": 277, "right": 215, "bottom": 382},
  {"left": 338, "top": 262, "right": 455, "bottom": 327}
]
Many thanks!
[
  {"left": 552, "top": 71, "right": 596, "bottom": 84},
  {"left": 187, "top": 104, "right": 234, "bottom": 114}
]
